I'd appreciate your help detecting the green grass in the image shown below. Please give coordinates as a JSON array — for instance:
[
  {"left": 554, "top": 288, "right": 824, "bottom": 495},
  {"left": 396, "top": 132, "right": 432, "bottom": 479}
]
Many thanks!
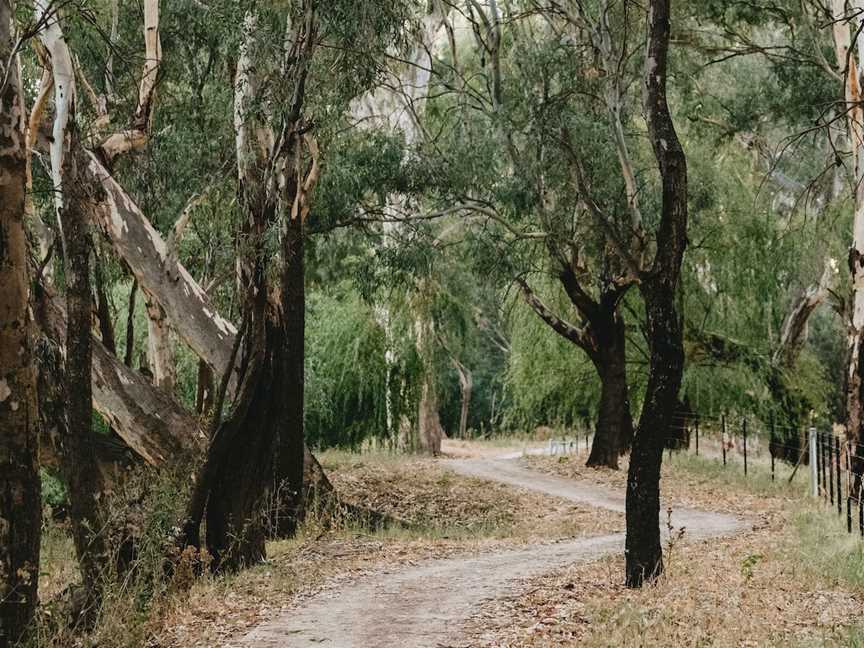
[
  {"left": 664, "top": 450, "right": 811, "bottom": 499},
  {"left": 793, "top": 508, "right": 864, "bottom": 590}
]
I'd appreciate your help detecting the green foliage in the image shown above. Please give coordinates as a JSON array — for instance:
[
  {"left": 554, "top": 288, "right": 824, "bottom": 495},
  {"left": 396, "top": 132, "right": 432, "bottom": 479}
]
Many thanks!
[
  {"left": 304, "top": 285, "right": 420, "bottom": 449},
  {"left": 40, "top": 471, "right": 67, "bottom": 511},
  {"left": 503, "top": 300, "right": 599, "bottom": 431}
]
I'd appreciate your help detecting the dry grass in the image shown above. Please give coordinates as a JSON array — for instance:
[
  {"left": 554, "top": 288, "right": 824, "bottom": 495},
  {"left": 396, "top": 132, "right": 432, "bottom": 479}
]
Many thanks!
[
  {"left": 324, "top": 451, "right": 622, "bottom": 541},
  {"left": 41, "top": 444, "right": 852, "bottom": 648},
  {"left": 35, "top": 448, "right": 619, "bottom": 648},
  {"left": 460, "top": 451, "right": 864, "bottom": 647},
  {"left": 522, "top": 447, "right": 808, "bottom": 519},
  {"left": 148, "top": 453, "right": 619, "bottom": 648}
]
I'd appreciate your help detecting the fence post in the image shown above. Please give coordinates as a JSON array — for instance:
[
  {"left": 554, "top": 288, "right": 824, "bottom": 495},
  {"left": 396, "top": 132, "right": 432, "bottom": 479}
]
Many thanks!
[
  {"left": 810, "top": 427, "right": 822, "bottom": 495},
  {"left": 695, "top": 416, "right": 699, "bottom": 457},
  {"left": 809, "top": 427, "right": 818, "bottom": 497},
  {"left": 822, "top": 431, "right": 828, "bottom": 500},
  {"left": 770, "top": 413, "right": 775, "bottom": 482},
  {"left": 721, "top": 414, "right": 727, "bottom": 466},
  {"left": 829, "top": 434, "right": 834, "bottom": 505},
  {"left": 859, "top": 482, "right": 863, "bottom": 536},
  {"left": 837, "top": 436, "right": 843, "bottom": 516},
  {"left": 742, "top": 417, "right": 748, "bottom": 477}
]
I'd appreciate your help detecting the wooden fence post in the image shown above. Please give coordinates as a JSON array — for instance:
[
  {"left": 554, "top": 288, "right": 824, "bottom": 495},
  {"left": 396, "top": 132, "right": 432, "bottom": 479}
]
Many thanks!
[
  {"left": 695, "top": 417, "right": 699, "bottom": 457},
  {"left": 743, "top": 417, "right": 748, "bottom": 477},
  {"left": 837, "top": 435, "right": 843, "bottom": 516},
  {"left": 721, "top": 414, "right": 727, "bottom": 466},
  {"left": 829, "top": 434, "right": 834, "bottom": 505}
]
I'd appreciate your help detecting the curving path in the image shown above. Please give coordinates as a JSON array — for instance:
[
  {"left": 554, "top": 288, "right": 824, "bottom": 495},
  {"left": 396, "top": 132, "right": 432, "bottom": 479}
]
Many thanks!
[{"left": 230, "top": 457, "right": 748, "bottom": 648}]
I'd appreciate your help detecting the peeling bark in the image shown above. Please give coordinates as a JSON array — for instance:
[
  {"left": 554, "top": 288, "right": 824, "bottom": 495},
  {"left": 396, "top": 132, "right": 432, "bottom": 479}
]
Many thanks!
[
  {"left": 84, "top": 157, "right": 238, "bottom": 385},
  {"left": 144, "top": 294, "right": 176, "bottom": 392},
  {"left": 34, "top": 288, "right": 203, "bottom": 466},
  {"left": 843, "top": 1, "right": 864, "bottom": 479},
  {"left": 0, "top": 2, "right": 41, "bottom": 639}
]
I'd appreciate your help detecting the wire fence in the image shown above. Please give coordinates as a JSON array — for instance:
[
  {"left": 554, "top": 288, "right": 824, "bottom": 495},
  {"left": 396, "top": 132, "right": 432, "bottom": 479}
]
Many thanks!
[{"left": 550, "top": 413, "right": 864, "bottom": 538}]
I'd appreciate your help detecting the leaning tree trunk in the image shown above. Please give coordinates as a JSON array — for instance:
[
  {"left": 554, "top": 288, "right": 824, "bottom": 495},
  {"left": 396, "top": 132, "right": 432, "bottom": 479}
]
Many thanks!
[
  {"left": 144, "top": 295, "right": 176, "bottom": 392},
  {"left": 0, "top": 7, "right": 41, "bottom": 638},
  {"left": 587, "top": 314, "right": 634, "bottom": 468},
  {"left": 624, "top": 0, "right": 688, "bottom": 588}
]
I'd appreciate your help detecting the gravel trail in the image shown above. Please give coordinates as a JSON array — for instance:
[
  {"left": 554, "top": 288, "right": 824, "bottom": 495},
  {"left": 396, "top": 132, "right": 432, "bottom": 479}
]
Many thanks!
[{"left": 231, "top": 457, "right": 747, "bottom": 647}]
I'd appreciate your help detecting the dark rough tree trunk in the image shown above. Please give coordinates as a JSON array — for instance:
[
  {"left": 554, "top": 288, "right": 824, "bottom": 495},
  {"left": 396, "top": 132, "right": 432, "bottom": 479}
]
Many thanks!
[
  {"left": 625, "top": 0, "right": 688, "bottom": 588},
  {"left": 179, "top": 6, "right": 319, "bottom": 567},
  {"left": 274, "top": 218, "right": 306, "bottom": 537},
  {"left": 0, "top": 6, "right": 41, "bottom": 639},
  {"left": 518, "top": 277, "right": 633, "bottom": 469},
  {"left": 587, "top": 313, "right": 634, "bottom": 468},
  {"left": 205, "top": 301, "right": 278, "bottom": 569},
  {"left": 58, "top": 142, "right": 111, "bottom": 621}
]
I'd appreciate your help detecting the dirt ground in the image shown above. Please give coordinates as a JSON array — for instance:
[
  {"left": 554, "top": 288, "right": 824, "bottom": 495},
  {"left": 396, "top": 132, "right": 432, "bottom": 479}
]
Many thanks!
[
  {"left": 458, "top": 451, "right": 864, "bottom": 647},
  {"left": 144, "top": 450, "right": 621, "bottom": 648},
  {"left": 38, "top": 442, "right": 864, "bottom": 647}
]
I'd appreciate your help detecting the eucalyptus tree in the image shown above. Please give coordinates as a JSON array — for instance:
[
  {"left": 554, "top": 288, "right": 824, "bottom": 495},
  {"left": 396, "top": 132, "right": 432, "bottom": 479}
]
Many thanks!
[
  {"left": 833, "top": 1, "right": 864, "bottom": 477},
  {"left": 18, "top": 0, "right": 413, "bottom": 573},
  {"left": 681, "top": 1, "right": 853, "bottom": 450},
  {"left": 424, "top": 0, "right": 690, "bottom": 582},
  {"left": 35, "top": 0, "right": 113, "bottom": 617},
  {"left": 176, "top": 0, "right": 413, "bottom": 566},
  {"left": 418, "top": 0, "right": 650, "bottom": 468},
  {"left": 0, "top": 0, "right": 41, "bottom": 640}
]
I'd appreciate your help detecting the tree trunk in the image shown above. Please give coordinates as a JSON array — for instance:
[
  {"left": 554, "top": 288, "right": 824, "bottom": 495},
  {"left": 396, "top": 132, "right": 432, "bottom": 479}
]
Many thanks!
[
  {"left": 93, "top": 252, "right": 117, "bottom": 354},
  {"left": 123, "top": 279, "right": 137, "bottom": 367},
  {"left": 456, "top": 362, "right": 472, "bottom": 439},
  {"left": 58, "top": 143, "right": 110, "bottom": 621},
  {"left": 273, "top": 218, "right": 305, "bottom": 538},
  {"left": 0, "top": 8, "right": 41, "bottom": 637},
  {"left": 846, "top": 1, "right": 864, "bottom": 481},
  {"left": 418, "top": 376, "right": 445, "bottom": 455},
  {"left": 587, "top": 317, "right": 633, "bottom": 468},
  {"left": 195, "top": 359, "right": 215, "bottom": 415},
  {"left": 625, "top": 0, "right": 688, "bottom": 588},
  {"left": 144, "top": 294, "right": 176, "bottom": 392},
  {"left": 204, "top": 307, "right": 276, "bottom": 569},
  {"left": 35, "top": 287, "right": 202, "bottom": 464},
  {"left": 84, "top": 152, "right": 239, "bottom": 385},
  {"left": 625, "top": 285, "right": 685, "bottom": 586}
]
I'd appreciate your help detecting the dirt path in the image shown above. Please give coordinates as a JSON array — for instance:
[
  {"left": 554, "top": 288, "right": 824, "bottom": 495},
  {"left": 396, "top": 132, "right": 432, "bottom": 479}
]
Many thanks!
[{"left": 231, "top": 458, "right": 748, "bottom": 648}]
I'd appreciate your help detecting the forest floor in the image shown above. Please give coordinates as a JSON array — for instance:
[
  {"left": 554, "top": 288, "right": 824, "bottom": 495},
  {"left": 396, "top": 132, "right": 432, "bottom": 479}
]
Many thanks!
[{"left": 37, "top": 439, "right": 864, "bottom": 647}]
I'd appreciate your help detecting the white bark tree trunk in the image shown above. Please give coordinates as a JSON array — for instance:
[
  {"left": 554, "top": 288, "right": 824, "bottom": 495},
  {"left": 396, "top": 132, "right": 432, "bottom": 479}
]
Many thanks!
[
  {"left": 839, "top": 1, "right": 864, "bottom": 449},
  {"left": 144, "top": 293, "right": 176, "bottom": 391}
]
